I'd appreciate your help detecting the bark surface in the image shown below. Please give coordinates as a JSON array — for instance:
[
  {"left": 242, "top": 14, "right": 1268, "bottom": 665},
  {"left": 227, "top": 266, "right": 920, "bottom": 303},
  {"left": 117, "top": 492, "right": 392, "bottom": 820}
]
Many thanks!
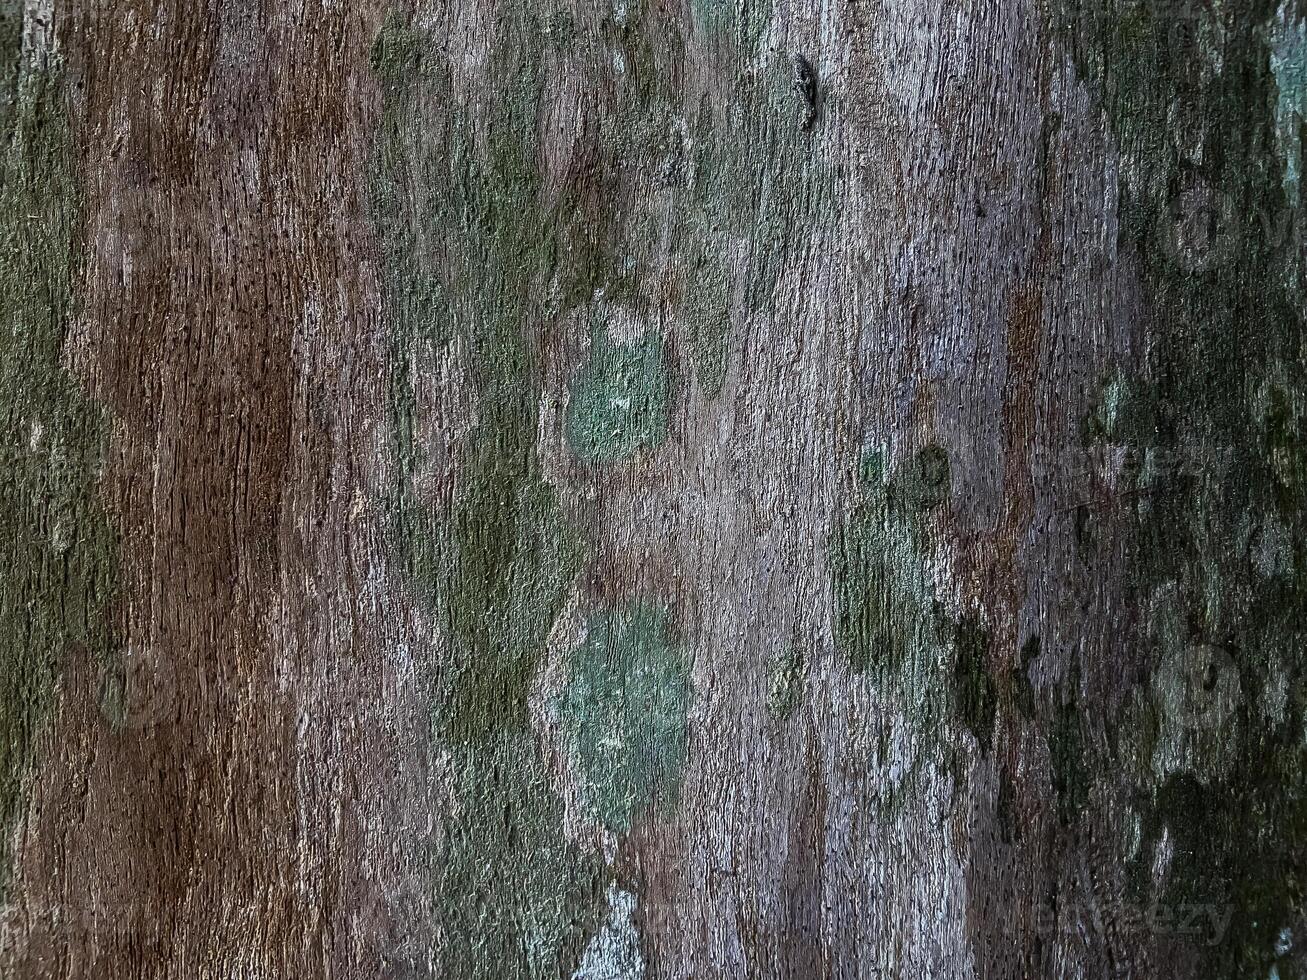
[{"left": 0, "top": 0, "right": 1304, "bottom": 977}]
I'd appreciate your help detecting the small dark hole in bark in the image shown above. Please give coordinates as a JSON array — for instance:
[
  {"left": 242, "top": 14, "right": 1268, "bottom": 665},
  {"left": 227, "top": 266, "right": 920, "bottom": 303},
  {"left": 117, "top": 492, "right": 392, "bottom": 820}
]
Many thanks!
[{"left": 1202, "top": 660, "right": 1219, "bottom": 691}]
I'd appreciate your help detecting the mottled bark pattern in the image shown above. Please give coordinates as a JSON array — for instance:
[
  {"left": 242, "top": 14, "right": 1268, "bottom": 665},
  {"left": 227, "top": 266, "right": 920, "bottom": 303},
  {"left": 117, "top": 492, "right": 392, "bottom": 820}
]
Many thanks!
[{"left": 0, "top": 0, "right": 1303, "bottom": 977}]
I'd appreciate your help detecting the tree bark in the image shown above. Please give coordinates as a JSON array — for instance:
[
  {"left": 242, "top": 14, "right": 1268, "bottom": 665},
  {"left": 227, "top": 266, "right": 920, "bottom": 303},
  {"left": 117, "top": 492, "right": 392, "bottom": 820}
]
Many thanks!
[{"left": 0, "top": 0, "right": 1304, "bottom": 977}]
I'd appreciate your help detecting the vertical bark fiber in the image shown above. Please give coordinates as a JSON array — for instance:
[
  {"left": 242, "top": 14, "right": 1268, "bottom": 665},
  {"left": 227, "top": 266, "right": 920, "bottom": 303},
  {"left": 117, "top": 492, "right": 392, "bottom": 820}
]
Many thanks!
[{"left": 0, "top": 0, "right": 1304, "bottom": 977}]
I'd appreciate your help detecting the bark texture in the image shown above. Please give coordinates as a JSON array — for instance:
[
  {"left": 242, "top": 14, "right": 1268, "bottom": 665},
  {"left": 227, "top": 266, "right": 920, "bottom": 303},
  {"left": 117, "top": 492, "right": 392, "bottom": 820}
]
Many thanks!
[{"left": 0, "top": 0, "right": 1305, "bottom": 977}]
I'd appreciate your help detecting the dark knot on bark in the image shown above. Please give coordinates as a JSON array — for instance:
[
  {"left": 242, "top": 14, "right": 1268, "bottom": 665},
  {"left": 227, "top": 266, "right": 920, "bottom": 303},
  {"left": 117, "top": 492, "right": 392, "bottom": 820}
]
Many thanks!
[{"left": 791, "top": 53, "right": 818, "bottom": 131}]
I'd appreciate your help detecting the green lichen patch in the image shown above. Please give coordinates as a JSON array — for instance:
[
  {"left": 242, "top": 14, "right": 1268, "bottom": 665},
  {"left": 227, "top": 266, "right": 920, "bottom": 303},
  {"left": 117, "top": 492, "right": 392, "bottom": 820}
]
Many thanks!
[
  {"left": 439, "top": 442, "right": 582, "bottom": 741},
  {"left": 832, "top": 445, "right": 953, "bottom": 679},
  {"left": 678, "top": 48, "right": 834, "bottom": 395},
  {"left": 435, "top": 736, "right": 605, "bottom": 979},
  {"left": 558, "top": 602, "right": 692, "bottom": 833},
  {"left": 0, "top": 8, "right": 117, "bottom": 894},
  {"left": 1271, "top": 7, "right": 1307, "bottom": 205},
  {"left": 689, "top": 0, "right": 772, "bottom": 47},
  {"left": 1081, "top": 369, "right": 1158, "bottom": 448},
  {"left": 370, "top": 4, "right": 583, "bottom": 743},
  {"left": 565, "top": 322, "right": 671, "bottom": 465},
  {"left": 856, "top": 442, "right": 888, "bottom": 487},
  {"left": 368, "top": 8, "right": 609, "bottom": 972},
  {"left": 368, "top": 11, "right": 426, "bottom": 86},
  {"left": 831, "top": 476, "right": 941, "bottom": 679},
  {"left": 831, "top": 444, "right": 1000, "bottom": 769},
  {"left": 765, "top": 646, "right": 806, "bottom": 720}
]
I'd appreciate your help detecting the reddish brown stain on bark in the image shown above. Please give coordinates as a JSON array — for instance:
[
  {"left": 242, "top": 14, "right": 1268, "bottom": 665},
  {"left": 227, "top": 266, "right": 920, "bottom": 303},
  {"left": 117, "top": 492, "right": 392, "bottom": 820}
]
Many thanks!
[{"left": 2, "top": 2, "right": 404, "bottom": 975}]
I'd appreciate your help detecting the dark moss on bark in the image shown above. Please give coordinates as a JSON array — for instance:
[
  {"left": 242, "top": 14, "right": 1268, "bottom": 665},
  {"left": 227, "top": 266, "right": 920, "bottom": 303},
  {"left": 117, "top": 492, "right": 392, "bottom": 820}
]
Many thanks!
[
  {"left": 1049, "top": 0, "right": 1307, "bottom": 971},
  {"left": 0, "top": 5, "right": 117, "bottom": 896},
  {"left": 951, "top": 616, "right": 997, "bottom": 755},
  {"left": 1048, "top": 668, "right": 1087, "bottom": 830},
  {"left": 832, "top": 446, "right": 1001, "bottom": 766}
]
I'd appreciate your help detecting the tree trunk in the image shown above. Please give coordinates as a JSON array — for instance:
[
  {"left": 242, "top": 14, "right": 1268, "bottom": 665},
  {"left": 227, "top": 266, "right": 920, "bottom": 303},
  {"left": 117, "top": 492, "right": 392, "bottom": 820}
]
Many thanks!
[{"left": 1, "top": 0, "right": 1304, "bottom": 976}]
